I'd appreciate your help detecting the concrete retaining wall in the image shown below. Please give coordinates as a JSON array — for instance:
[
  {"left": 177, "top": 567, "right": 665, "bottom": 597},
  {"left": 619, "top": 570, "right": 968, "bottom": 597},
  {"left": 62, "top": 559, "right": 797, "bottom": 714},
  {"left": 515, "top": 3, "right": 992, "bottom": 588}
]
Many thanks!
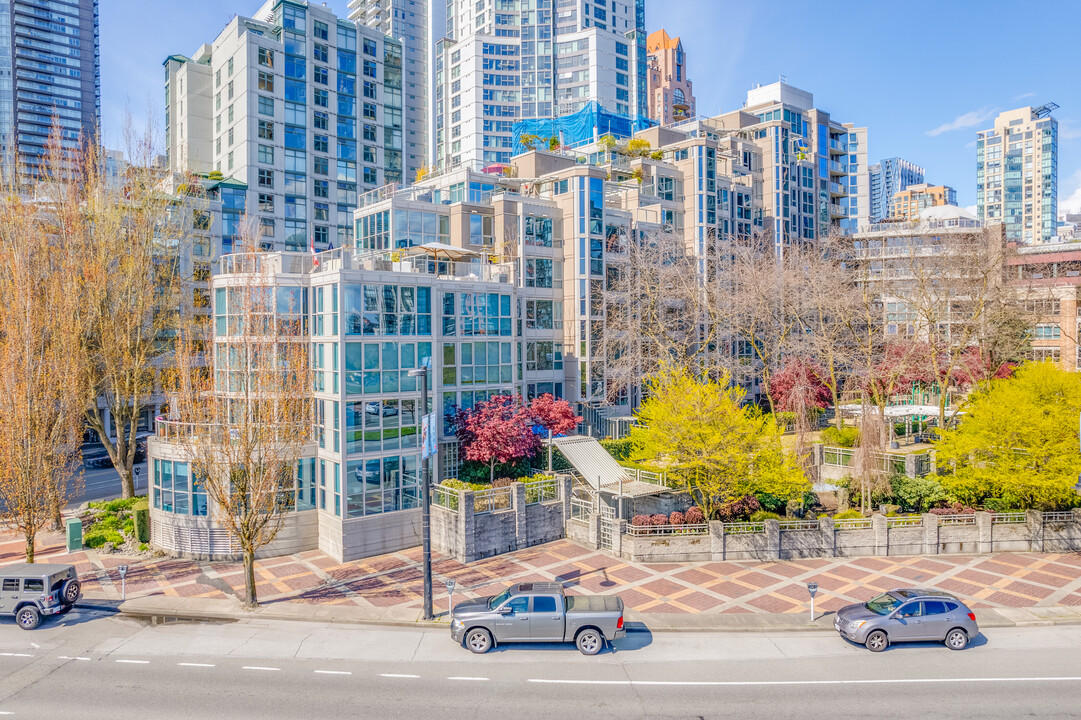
[
  {"left": 432, "top": 475, "right": 573, "bottom": 563},
  {"left": 599, "top": 509, "right": 1081, "bottom": 564}
]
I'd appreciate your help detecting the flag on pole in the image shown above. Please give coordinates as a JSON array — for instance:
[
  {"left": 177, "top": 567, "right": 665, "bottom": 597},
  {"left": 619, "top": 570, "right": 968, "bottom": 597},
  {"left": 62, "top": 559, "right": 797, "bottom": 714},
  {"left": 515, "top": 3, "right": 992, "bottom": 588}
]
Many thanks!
[{"left": 309, "top": 235, "right": 319, "bottom": 268}]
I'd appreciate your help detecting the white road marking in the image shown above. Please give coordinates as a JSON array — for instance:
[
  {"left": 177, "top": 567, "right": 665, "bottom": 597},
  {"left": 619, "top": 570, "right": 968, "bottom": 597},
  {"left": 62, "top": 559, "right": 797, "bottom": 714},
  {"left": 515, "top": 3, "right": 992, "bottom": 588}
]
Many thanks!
[
  {"left": 29, "top": 644, "right": 39, "bottom": 649},
  {"left": 379, "top": 673, "right": 420, "bottom": 679},
  {"left": 0, "top": 710, "right": 13, "bottom": 715},
  {"left": 527, "top": 676, "right": 1081, "bottom": 687},
  {"left": 241, "top": 666, "right": 280, "bottom": 672},
  {"left": 177, "top": 663, "right": 216, "bottom": 668},
  {"left": 314, "top": 670, "right": 352, "bottom": 676},
  {"left": 0, "top": 653, "right": 32, "bottom": 658},
  {"left": 58, "top": 656, "right": 90, "bottom": 661},
  {"left": 116, "top": 659, "right": 149, "bottom": 665},
  {"left": 447, "top": 677, "right": 489, "bottom": 681}
]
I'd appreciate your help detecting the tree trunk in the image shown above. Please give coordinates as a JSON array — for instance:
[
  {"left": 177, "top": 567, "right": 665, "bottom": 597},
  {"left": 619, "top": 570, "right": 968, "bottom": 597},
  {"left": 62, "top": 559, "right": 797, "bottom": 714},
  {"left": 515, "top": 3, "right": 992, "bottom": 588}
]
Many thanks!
[
  {"left": 489, "top": 460, "right": 495, "bottom": 483},
  {"left": 118, "top": 464, "right": 134, "bottom": 500},
  {"left": 243, "top": 548, "right": 258, "bottom": 608},
  {"left": 25, "top": 529, "right": 35, "bottom": 563}
]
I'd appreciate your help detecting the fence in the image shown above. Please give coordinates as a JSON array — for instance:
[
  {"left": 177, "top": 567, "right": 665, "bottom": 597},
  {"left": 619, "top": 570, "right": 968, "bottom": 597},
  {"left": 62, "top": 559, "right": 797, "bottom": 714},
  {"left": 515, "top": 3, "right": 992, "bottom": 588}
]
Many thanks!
[
  {"left": 472, "top": 487, "right": 514, "bottom": 514},
  {"left": 524, "top": 478, "right": 558, "bottom": 504},
  {"left": 626, "top": 523, "right": 709, "bottom": 537},
  {"left": 724, "top": 522, "right": 765, "bottom": 535},
  {"left": 820, "top": 446, "right": 932, "bottom": 478},
  {"left": 938, "top": 514, "right": 976, "bottom": 526},
  {"left": 570, "top": 497, "right": 593, "bottom": 522},
  {"left": 991, "top": 512, "right": 1027, "bottom": 525},
  {"left": 432, "top": 485, "right": 458, "bottom": 513}
]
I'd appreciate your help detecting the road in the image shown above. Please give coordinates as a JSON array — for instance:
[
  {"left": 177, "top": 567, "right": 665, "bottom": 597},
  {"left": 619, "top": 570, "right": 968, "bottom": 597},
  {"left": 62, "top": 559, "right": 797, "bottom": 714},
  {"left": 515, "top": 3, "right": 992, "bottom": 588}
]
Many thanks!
[
  {"left": 68, "top": 459, "right": 148, "bottom": 506},
  {"left": 1, "top": 609, "right": 1080, "bottom": 718}
]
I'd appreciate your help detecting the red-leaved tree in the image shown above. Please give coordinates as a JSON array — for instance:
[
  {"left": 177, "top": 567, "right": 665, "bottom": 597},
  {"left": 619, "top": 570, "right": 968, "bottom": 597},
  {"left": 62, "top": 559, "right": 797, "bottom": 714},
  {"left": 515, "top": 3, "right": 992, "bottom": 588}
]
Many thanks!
[
  {"left": 528, "top": 393, "right": 581, "bottom": 436},
  {"left": 767, "top": 358, "right": 832, "bottom": 413},
  {"left": 952, "top": 344, "right": 1016, "bottom": 389},
  {"left": 454, "top": 395, "right": 539, "bottom": 481}
]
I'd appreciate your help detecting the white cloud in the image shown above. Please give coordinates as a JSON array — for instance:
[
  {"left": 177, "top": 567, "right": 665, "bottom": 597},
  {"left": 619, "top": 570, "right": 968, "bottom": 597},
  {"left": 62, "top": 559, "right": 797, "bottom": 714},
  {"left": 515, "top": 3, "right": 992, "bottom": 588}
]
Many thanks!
[
  {"left": 1062, "top": 169, "right": 1081, "bottom": 214},
  {"left": 1058, "top": 119, "right": 1081, "bottom": 141},
  {"left": 1014, "top": 92, "right": 1036, "bottom": 101},
  {"left": 926, "top": 106, "right": 999, "bottom": 137}
]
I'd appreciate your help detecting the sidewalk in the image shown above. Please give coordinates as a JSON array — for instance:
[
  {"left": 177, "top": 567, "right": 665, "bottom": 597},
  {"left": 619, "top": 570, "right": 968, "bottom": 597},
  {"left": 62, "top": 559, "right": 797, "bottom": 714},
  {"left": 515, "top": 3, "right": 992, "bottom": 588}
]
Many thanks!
[{"left": 6, "top": 533, "right": 1081, "bottom": 632}]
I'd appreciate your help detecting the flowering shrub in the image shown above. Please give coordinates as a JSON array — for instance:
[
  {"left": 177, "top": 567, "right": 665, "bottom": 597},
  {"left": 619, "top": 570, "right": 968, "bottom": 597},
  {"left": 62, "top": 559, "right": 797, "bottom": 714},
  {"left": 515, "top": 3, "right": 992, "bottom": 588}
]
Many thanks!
[
  {"left": 631, "top": 514, "right": 651, "bottom": 527},
  {"left": 715, "top": 495, "right": 762, "bottom": 522},
  {"left": 492, "top": 477, "right": 516, "bottom": 488},
  {"left": 669, "top": 511, "right": 685, "bottom": 525},
  {"left": 650, "top": 513, "right": 669, "bottom": 526},
  {"left": 684, "top": 506, "right": 705, "bottom": 524}
]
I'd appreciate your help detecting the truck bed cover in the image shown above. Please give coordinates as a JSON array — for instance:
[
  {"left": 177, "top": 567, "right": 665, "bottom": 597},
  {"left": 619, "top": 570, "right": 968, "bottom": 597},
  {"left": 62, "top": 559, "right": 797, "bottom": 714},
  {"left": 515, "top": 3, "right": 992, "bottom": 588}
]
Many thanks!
[{"left": 565, "top": 595, "right": 622, "bottom": 613}]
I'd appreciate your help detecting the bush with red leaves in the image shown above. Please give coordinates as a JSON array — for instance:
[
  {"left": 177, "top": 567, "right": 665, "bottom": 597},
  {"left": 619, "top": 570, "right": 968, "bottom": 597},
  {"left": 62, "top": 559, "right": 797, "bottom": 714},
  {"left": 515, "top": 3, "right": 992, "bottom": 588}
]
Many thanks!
[
  {"left": 650, "top": 513, "right": 669, "bottom": 526},
  {"left": 715, "top": 495, "right": 762, "bottom": 522},
  {"left": 631, "top": 514, "right": 651, "bottom": 526},
  {"left": 669, "top": 511, "right": 685, "bottom": 525},
  {"left": 684, "top": 506, "right": 705, "bottom": 524}
]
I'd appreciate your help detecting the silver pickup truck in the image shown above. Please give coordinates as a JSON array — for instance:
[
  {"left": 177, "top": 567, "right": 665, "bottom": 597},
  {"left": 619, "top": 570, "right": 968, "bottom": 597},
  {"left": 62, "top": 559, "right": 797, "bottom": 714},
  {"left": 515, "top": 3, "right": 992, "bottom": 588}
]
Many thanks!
[{"left": 450, "top": 582, "right": 625, "bottom": 655}]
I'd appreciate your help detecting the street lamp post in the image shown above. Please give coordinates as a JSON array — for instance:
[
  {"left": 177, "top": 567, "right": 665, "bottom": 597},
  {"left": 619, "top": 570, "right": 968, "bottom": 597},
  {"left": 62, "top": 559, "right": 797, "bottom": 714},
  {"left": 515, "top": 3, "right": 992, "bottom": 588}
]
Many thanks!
[{"left": 409, "top": 364, "right": 433, "bottom": 621}]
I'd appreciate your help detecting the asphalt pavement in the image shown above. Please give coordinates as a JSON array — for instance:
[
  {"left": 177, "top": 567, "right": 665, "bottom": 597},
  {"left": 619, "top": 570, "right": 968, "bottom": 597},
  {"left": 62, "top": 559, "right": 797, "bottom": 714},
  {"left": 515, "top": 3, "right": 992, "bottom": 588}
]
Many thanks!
[
  {"left": 1, "top": 608, "right": 1080, "bottom": 718},
  {"left": 68, "top": 460, "right": 148, "bottom": 506}
]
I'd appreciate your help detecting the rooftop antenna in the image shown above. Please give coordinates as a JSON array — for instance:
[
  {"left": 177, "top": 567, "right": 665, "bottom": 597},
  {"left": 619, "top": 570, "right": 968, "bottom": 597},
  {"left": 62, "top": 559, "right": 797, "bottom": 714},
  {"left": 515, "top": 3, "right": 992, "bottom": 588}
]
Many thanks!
[{"left": 779, "top": 74, "right": 789, "bottom": 83}]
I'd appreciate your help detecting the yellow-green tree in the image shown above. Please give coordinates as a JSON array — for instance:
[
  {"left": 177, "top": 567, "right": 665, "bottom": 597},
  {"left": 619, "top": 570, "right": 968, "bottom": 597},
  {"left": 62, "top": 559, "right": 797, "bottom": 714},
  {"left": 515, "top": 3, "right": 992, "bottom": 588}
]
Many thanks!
[
  {"left": 936, "top": 362, "right": 1081, "bottom": 510},
  {"left": 627, "top": 366, "right": 808, "bottom": 519}
]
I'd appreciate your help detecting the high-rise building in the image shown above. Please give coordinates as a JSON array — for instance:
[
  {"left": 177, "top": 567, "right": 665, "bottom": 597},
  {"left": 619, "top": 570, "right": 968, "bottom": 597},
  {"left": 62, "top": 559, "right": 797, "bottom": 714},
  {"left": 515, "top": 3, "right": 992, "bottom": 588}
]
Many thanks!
[
  {"left": 645, "top": 29, "right": 694, "bottom": 125},
  {"left": 0, "top": 0, "right": 101, "bottom": 174},
  {"left": 890, "top": 182, "right": 957, "bottom": 221},
  {"left": 868, "top": 157, "right": 924, "bottom": 223},
  {"left": 977, "top": 104, "right": 1059, "bottom": 244},
  {"left": 710, "top": 81, "right": 865, "bottom": 247},
  {"left": 164, "top": 1, "right": 402, "bottom": 253},
  {"left": 433, "top": 0, "right": 647, "bottom": 170},
  {"left": 349, "top": 0, "right": 439, "bottom": 182}
]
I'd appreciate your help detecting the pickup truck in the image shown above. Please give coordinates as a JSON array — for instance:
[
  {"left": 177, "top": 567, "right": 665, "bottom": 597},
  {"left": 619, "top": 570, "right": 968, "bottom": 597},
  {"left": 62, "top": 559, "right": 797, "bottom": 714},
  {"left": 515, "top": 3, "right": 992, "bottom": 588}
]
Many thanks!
[{"left": 450, "top": 582, "right": 625, "bottom": 655}]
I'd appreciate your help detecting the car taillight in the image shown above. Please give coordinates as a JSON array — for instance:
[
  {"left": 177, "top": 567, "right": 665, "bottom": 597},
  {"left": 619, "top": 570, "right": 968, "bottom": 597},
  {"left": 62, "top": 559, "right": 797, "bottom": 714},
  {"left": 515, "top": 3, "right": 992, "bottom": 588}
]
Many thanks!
[
  {"left": 967, "top": 612, "right": 976, "bottom": 621},
  {"left": 617, "top": 616, "right": 624, "bottom": 629}
]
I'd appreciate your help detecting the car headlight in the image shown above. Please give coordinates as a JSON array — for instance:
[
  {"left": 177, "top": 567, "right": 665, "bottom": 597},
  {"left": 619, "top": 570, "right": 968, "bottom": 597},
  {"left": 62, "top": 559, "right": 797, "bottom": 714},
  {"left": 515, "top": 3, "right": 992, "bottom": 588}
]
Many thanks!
[
  {"left": 851, "top": 620, "right": 867, "bottom": 629},
  {"left": 452, "top": 619, "right": 464, "bottom": 630}
]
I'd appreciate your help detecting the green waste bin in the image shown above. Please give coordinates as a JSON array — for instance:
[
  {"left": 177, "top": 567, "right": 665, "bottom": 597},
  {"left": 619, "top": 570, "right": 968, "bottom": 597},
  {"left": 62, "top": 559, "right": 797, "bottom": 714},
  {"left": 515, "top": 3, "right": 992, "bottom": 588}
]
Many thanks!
[{"left": 66, "top": 518, "right": 82, "bottom": 552}]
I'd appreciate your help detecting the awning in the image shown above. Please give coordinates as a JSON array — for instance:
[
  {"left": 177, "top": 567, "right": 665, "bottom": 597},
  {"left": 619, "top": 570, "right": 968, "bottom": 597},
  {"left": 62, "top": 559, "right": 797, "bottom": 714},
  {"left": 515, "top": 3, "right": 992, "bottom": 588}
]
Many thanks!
[
  {"left": 553, "top": 436, "right": 670, "bottom": 498},
  {"left": 401, "top": 242, "right": 480, "bottom": 262}
]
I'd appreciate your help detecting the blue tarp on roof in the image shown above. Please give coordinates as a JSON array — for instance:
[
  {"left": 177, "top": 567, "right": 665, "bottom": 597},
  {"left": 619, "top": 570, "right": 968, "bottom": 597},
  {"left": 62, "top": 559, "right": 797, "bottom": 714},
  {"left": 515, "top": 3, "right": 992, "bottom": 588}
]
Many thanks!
[{"left": 512, "top": 101, "right": 655, "bottom": 155}]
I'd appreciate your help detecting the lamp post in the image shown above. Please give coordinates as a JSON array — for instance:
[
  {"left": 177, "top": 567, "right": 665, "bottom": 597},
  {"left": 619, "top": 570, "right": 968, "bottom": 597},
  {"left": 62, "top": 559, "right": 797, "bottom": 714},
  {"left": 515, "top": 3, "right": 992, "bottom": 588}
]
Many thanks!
[{"left": 409, "top": 364, "right": 433, "bottom": 621}]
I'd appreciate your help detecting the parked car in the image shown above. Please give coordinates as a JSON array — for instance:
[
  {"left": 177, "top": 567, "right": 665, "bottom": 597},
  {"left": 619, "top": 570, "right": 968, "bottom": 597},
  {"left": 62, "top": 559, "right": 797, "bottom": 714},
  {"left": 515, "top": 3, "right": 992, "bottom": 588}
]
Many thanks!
[
  {"left": 834, "top": 588, "right": 978, "bottom": 652},
  {"left": 0, "top": 563, "right": 81, "bottom": 630},
  {"left": 450, "top": 582, "right": 625, "bottom": 655}
]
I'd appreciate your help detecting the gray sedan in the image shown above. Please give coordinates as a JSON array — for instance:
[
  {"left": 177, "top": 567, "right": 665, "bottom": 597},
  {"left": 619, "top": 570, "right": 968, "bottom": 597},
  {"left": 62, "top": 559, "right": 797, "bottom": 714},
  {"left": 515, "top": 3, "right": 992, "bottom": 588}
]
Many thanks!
[{"left": 834, "top": 589, "right": 979, "bottom": 652}]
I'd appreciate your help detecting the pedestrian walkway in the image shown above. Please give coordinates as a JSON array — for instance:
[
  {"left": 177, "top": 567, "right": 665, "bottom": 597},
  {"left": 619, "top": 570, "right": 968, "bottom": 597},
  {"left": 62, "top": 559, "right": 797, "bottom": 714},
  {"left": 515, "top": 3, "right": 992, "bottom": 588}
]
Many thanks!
[{"left": 4, "top": 534, "right": 1081, "bottom": 622}]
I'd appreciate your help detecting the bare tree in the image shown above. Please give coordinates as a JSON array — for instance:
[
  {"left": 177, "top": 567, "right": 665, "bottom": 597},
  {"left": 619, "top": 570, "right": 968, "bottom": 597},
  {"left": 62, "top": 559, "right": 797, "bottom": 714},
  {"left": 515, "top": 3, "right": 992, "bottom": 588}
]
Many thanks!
[
  {"left": 0, "top": 145, "right": 84, "bottom": 559},
  {"left": 601, "top": 229, "right": 729, "bottom": 404},
  {"left": 169, "top": 241, "right": 313, "bottom": 607}
]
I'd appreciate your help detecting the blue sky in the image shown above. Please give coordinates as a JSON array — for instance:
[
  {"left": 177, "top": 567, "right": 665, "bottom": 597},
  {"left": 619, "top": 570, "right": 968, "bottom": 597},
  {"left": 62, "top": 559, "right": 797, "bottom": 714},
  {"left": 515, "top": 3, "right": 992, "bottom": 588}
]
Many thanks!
[{"left": 101, "top": 0, "right": 1081, "bottom": 212}]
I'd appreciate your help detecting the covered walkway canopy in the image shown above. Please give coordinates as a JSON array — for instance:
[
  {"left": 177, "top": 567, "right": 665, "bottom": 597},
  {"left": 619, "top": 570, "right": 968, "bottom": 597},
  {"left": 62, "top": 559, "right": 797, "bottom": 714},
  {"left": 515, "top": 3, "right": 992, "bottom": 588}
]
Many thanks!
[{"left": 552, "top": 436, "right": 668, "bottom": 498}]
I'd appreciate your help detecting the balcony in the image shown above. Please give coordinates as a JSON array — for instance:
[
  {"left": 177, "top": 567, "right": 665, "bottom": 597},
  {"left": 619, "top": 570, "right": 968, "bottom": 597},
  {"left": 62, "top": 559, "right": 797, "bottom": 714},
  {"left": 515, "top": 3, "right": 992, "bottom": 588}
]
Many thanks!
[
  {"left": 829, "top": 181, "right": 846, "bottom": 197},
  {"left": 829, "top": 139, "right": 846, "bottom": 155},
  {"left": 830, "top": 203, "right": 847, "bottom": 219},
  {"left": 829, "top": 160, "right": 846, "bottom": 176}
]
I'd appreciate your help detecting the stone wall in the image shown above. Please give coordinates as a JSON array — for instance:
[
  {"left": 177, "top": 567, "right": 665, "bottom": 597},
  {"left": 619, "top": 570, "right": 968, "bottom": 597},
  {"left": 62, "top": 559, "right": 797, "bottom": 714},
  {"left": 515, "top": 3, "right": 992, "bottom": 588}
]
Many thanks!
[
  {"left": 601, "top": 509, "right": 1081, "bottom": 564},
  {"left": 431, "top": 475, "right": 573, "bottom": 563}
]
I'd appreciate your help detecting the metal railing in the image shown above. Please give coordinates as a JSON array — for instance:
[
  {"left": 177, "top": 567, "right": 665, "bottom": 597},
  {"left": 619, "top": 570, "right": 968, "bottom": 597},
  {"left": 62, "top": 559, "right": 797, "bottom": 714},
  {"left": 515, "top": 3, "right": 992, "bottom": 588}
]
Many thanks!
[
  {"left": 627, "top": 523, "right": 709, "bottom": 537},
  {"left": 570, "top": 497, "right": 593, "bottom": 522},
  {"left": 473, "top": 487, "right": 513, "bottom": 514},
  {"left": 834, "top": 518, "right": 873, "bottom": 531},
  {"left": 523, "top": 478, "right": 558, "bottom": 504},
  {"left": 778, "top": 520, "right": 819, "bottom": 532},
  {"left": 886, "top": 515, "right": 923, "bottom": 528},
  {"left": 432, "top": 485, "right": 458, "bottom": 513},
  {"left": 991, "top": 512, "right": 1027, "bottom": 525},
  {"left": 723, "top": 522, "right": 764, "bottom": 535},
  {"left": 1043, "top": 511, "right": 1075, "bottom": 523},
  {"left": 938, "top": 514, "right": 976, "bottom": 526}
]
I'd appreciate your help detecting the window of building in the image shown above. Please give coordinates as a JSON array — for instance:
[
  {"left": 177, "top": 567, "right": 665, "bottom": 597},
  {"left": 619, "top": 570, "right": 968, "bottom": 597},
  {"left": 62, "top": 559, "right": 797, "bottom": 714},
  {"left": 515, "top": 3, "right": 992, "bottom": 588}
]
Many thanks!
[
  {"left": 258, "top": 119, "right": 274, "bottom": 140},
  {"left": 258, "top": 169, "right": 274, "bottom": 187},
  {"left": 258, "top": 144, "right": 273, "bottom": 164},
  {"left": 313, "top": 20, "right": 328, "bottom": 40},
  {"left": 314, "top": 88, "right": 328, "bottom": 107},
  {"left": 258, "top": 95, "right": 274, "bottom": 116},
  {"left": 258, "top": 71, "right": 274, "bottom": 92}
]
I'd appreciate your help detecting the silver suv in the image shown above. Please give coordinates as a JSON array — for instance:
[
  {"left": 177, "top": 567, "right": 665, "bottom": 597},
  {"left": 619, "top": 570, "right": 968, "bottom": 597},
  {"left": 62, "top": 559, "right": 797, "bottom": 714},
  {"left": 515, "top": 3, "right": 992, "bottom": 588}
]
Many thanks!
[
  {"left": 0, "top": 563, "right": 81, "bottom": 630},
  {"left": 834, "top": 588, "right": 979, "bottom": 652}
]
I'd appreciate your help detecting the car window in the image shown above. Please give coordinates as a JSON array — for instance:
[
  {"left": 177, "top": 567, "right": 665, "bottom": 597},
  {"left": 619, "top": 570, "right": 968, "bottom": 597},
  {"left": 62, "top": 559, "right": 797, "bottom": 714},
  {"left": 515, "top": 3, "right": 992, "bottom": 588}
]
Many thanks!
[
  {"left": 865, "top": 592, "right": 903, "bottom": 615},
  {"left": 944, "top": 602, "right": 959, "bottom": 613},
  {"left": 533, "top": 596, "right": 557, "bottom": 613},
  {"left": 898, "top": 602, "right": 922, "bottom": 618},
  {"left": 1, "top": 579, "right": 18, "bottom": 592},
  {"left": 487, "top": 588, "right": 513, "bottom": 610},
  {"left": 924, "top": 600, "right": 948, "bottom": 615},
  {"left": 504, "top": 596, "right": 529, "bottom": 613},
  {"left": 23, "top": 578, "right": 44, "bottom": 593}
]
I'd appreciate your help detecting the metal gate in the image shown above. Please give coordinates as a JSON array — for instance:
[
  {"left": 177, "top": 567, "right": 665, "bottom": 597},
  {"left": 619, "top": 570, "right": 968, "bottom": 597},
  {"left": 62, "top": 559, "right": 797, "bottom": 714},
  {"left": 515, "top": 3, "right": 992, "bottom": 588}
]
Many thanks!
[{"left": 599, "top": 514, "right": 616, "bottom": 550}]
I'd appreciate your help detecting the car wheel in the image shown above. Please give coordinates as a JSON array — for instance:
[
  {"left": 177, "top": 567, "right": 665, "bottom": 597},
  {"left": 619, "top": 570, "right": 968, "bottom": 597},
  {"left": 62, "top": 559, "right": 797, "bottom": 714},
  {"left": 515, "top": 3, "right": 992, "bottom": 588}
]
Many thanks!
[
  {"left": 945, "top": 628, "right": 968, "bottom": 650},
  {"left": 864, "top": 630, "right": 888, "bottom": 652},
  {"left": 465, "top": 628, "right": 492, "bottom": 654},
  {"left": 61, "top": 579, "right": 81, "bottom": 605},
  {"left": 16, "top": 606, "right": 41, "bottom": 631},
  {"left": 576, "top": 629, "right": 603, "bottom": 656}
]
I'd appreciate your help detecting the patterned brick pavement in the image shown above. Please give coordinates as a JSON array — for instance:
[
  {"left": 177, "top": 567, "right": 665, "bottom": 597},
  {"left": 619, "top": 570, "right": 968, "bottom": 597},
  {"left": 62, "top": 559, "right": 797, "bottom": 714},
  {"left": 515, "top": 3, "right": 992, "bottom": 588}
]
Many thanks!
[{"left": 4, "top": 533, "right": 1080, "bottom": 616}]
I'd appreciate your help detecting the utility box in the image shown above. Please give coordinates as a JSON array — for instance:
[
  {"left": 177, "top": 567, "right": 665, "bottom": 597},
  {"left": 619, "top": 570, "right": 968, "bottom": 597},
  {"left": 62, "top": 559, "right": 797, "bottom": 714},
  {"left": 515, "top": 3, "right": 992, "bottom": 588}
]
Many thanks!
[{"left": 65, "top": 518, "right": 82, "bottom": 552}]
